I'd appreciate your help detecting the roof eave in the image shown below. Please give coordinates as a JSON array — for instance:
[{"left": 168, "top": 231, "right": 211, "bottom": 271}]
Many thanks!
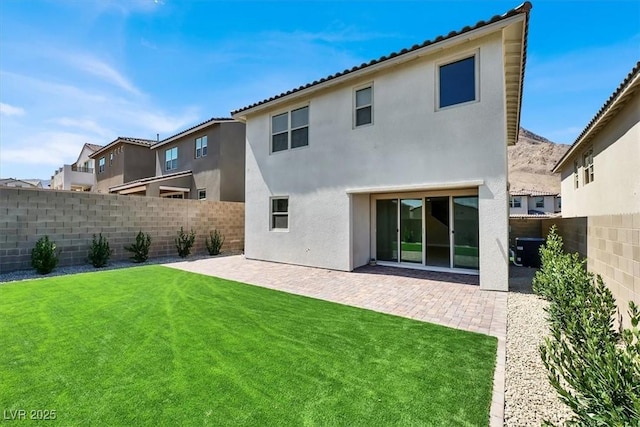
[
  {"left": 232, "top": 13, "right": 528, "bottom": 120},
  {"left": 552, "top": 70, "right": 640, "bottom": 173},
  {"left": 151, "top": 120, "right": 233, "bottom": 150}
]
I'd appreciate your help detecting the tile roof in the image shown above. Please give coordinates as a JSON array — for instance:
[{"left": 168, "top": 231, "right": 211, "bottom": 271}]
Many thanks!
[
  {"left": 231, "top": 2, "right": 531, "bottom": 116},
  {"left": 510, "top": 189, "right": 560, "bottom": 197},
  {"left": 85, "top": 143, "right": 103, "bottom": 152},
  {"left": 553, "top": 60, "right": 640, "bottom": 172},
  {"left": 151, "top": 117, "right": 236, "bottom": 149},
  {"left": 90, "top": 136, "right": 157, "bottom": 158},
  {"left": 109, "top": 170, "right": 193, "bottom": 192},
  {"left": 510, "top": 213, "right": 560, "bottom": 219}
]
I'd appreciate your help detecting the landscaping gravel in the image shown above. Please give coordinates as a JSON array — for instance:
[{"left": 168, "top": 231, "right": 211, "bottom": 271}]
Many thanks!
[
  {"left": 505, "top": 271, "right": 574, "bottom": 426},
  {"left": 0, "top": 252, "right": 240, "bottom": 284}
]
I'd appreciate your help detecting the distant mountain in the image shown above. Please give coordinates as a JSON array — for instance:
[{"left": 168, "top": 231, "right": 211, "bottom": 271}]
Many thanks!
[{"left": 508, "top": 128, "right": 570, "bottom": 194}]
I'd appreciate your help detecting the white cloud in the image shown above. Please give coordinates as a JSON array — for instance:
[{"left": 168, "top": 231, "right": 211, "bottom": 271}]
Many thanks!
[
  {"left": 1, "top": 132, "right": 90, "bottom": 167},
  {"left": 47, "top": 117, "right": 112, "bottom": 137},
  {"left": 0, "top": 103, "right": 25, "bottom": 116},
  {"left": 62, "top": 53, "right": 142, "bottom": 96}
]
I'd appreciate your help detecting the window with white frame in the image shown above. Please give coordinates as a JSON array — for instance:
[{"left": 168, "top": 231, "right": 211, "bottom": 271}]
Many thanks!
[
  {"left": 438, "top": 55, "right": 477, "bottom": 109},
  {"left": 109, "top": 152, "right": 114, "bottom": 166},
  {"left": 195, "top": 136, "right": 208, "bottom": 158},
  {"left": 574, "top": 160, "right": 579, "bottom": 189},
  {"left": 198, "top": 189, "right": 206, "bottom": 200},
  {"left": 271, "top": 197, "right": 289, "bottom": 230},
  {"left": 165, "top": 147, "right": 178, "bottom": 171},
  {"left": 271, "top": 106, "right": 309, "bottom": 153},
  {"left": 98, "top": 157, "right": 105, "bottom": 173},
  {"left": 355, "top": 86, "right": 373, "bottom": 127},
  {"left": 509, "top": 196, "right": 521, "bottom": 208},
  {"left": 583, "top": 149, "right": 594, "bottom": 184},
  {"left": 535, "top": 197, "right": 544, "bottom": 208}
]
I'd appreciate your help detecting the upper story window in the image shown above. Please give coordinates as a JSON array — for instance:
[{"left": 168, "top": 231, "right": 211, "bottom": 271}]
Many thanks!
[
  {"left": 198, "top": 189, "right": 206, "bottom": 200},
  {"left": 109, "top": 152, "right": 114, "bottom": 166},
  {"left": 195, "top": 136, "right": 208, "bottom": 158},
  {"left": 535, "top": 197, "right": 544, "bottom": 208},
  {"left": 583, "top": 148, "right": 594, "bottom": 184},
  {"left": 98, "top": 157, "right": 105, "bottom": 173},
  {"left": 271, "top": 106, "right": 309, "bottom": 153},
  {"left": 165, "top": 147, "right": 178, "bottom": 171},
  {"left": 271, "top": 197, "right": 289, "bottom": 230},
  {"left": 355, "top": 86, "right": 373, "bottom": 127},
  {"left": 509, "top": 196, "right": 521, "bottom": 208},
  {"left": 438, "top": 55, "right": 477, "bottom": 109},
  {"left": 573, "top": 160, "right": 579, "bottom": 189}
]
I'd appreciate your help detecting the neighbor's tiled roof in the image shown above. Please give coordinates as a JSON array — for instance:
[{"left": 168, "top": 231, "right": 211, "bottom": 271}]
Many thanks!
[
  {"left": 510, "top": 213, "right": 560, "bottom": 219},
  {"left": 231, "top": 2, "right": 532, "bottom": 115},
  {"left": 109, "top": 170, "right": 193, "bottom": 192},
  {"left": 90, "top": 136, "right": 157, "bottom": 158},
  {"left": 85, "top": 143, "right": 103, "bottom": 152},
  {"left": 510, "top": 189, "right": 560, "bottom": 197},
  {"left": 553, "top": 60, "right": 640, "bottom": 172},
  {"left": 151, "top": 117, "right": 236, "bottom": 149}
]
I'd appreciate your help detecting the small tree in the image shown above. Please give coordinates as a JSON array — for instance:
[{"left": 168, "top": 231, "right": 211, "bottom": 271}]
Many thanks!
[
  {"left": 31, "top": 236, "right": 59, "bottom": 274},
  {"left": 175, "top": 227, "right": 196, "bottom": 258},
  {"left": 124, "top": 231, "right": 152, "bottom": 263},
  {"left": 535, "top": 228, "right": 640, "bottom": 425},
  {"left": 205, "top": 229, "right": 225, "bottom": 256},
  {"left": 88, "top": 233, "right": 112, "bottom": 268}
]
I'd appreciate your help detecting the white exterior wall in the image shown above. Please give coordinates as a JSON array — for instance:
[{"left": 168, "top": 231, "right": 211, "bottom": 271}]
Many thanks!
[
  {"left": 560, "top": 94, "right": 640, "bottom": 217},
  {"left": 244, "top": 32, "right": 510, "bottom": 290},
  {"left": 527, "top": 195, "right": 556, "bottom": 214}
]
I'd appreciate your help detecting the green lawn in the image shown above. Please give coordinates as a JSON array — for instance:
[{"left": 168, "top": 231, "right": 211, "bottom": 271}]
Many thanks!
[{"left": 0, "top": 266, "right": 497, "bottom": 426}]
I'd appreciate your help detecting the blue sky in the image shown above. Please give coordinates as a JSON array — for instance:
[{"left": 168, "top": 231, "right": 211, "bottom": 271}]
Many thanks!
[{"left": 0, "top": 0, "right": 638, "bottom": 179}]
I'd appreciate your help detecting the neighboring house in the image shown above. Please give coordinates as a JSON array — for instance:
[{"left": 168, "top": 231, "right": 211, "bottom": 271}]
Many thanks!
[
  {"left": 50, "top": 143, "right": 102, "bottom": 191},
  {"left": 89, "top": 137, "right": 157, "bottom": 194},
  {"left": 553, "top": 61, "right": 640, "bottom": 217},
  {"left": 509, "top": 190, "right": 561, "bottom": 216},
  {"left": 108, "top": 118, "right": 245, "bottom": 201},
  {"left": 231, "top": 3, "right": 531, "bottom": 290},
  {"left": 0, "top": 178, "right": 43, "bottom": 188}
]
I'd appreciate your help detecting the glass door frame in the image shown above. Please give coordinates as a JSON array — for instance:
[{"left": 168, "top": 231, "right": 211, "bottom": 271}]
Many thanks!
[{"left": 370, "top": 188, "right": 479, "bottom": 275}]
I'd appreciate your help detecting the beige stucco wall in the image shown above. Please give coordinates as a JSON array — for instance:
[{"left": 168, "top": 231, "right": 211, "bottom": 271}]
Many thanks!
[
  {"left": 0, "top": 187, "right": 244, "bottom": 273},
  {"left": 243, "top": 31, "right": 511, "bottom": 290},
  {"left": 559, "top": 93, "right": 640, "bottom": 217}
]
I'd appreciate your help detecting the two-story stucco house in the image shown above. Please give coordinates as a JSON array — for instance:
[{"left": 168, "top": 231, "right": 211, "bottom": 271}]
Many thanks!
[
  {"left": 509, "top": 190, "right": 561, "bottom": 216},
  {"left": 90, "top": 137, "right": 157, "bottom": 194},
  {"left": 232, "top": 3, "right": 531, "bottom": 290},
  {"left": 108, "top": 118, "right": 245, "bottom": 201},
  {"left": 553, "top": 61, "right": 639, "bottom": 217},
  {"left": 51, "top": 143, "right": 102, "bottom": 191}
]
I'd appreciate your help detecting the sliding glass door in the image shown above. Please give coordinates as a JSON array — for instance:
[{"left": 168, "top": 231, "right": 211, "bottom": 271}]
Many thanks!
[{"left": 374, "top": 194, "right": 478, "bottom": 272}]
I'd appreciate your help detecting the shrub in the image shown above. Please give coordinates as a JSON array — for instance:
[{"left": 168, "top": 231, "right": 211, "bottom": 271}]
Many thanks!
[
  {"left": 31, "top": 236, "right": 59, "bottom": 274},
  {"left": 88, "top": 233, "right": 112, "bottom": 268},
  {"left": 205, "top": 229, "right": 225, "bottom": 256},
  {"left": 536, "top": 228, "right": 640, "bottom": 425},
  {"left": 175, "top": 227, "right": 196, "bottom": 258},
  {"left": 124, "top": 231, "right": 152, "bottom": 263}
]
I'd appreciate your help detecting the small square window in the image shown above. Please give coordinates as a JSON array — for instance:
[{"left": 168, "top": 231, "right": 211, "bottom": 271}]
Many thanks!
[
  {"left": 535, "top": 197, "right": 544, "bottom": 208},
  {"left": 355, "top": 86, "right": 373, "bottom": 127},
  {"left": 271, "top": 197, "right": 289, "bottom": 230},
  {"left": 198, "top": 189, "right": 206, "bottom": 200},
  {"left": 439, "top": 55, "right": 476, "bottom": 108},
  {"left": 510, "top": 197, "right": 521, "bottom": 208}
]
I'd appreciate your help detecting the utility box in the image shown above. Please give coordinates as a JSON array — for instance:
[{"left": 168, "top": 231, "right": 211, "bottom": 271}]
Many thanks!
[{"left": 515, "top": 237, "right": 546, "bottom": 268}]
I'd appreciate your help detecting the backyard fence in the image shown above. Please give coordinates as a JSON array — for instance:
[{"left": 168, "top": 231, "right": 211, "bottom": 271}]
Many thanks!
[{"left": 0, "top": 187, "right": 244, "bottom": 273}]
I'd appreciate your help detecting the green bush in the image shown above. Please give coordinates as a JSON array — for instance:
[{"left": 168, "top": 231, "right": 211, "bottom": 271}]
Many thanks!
[
  {"left": 31, "top": 236, "right": 59, "bottom": 274},
  {"left": 205, "top": 229, "right": 225, "bottom": 256},
  {"left": 535, "top": 228, "right": 640, "bottom": 425},
  {"left": 124, "top": 231, "right": 151, "bottom": 263},
  {"left": 175, "top": 227, "right": 196, "bottom": 258},
  {"left": 88, "top": 233, "right": 112, "bottom": 268}
]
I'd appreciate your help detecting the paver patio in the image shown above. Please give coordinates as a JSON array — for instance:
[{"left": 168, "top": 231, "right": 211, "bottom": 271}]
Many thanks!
[{"left": 165, "top": 255, "right": 508, "bottom": 426}]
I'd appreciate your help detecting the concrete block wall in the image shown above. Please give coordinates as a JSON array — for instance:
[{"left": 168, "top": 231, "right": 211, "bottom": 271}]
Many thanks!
[
  {"left": 587, "top": 214, "right": 640, "bottom": 328},
  {"left": 0, "top": 187, "right": 244, "bottom": 273},
  {"left": 508, "top": 218, "right": 542, "bottom": 247},
  {"left": 542, "top": 217, "right": 588, "bottom": 258}
]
